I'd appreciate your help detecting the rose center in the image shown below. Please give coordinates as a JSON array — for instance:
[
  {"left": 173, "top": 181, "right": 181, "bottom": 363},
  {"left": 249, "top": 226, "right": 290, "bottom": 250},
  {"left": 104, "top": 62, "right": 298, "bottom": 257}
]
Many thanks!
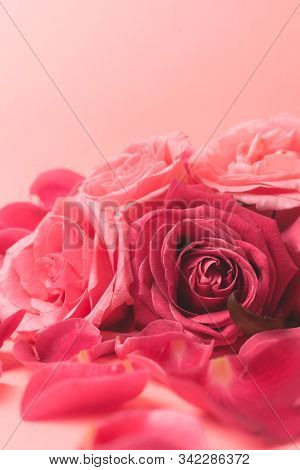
[
  {"left": 36, "top": 254, "right": 65, "bottom": 288},
  {"left": 177, "top": 248, "right": 239, "bottom": 314}
]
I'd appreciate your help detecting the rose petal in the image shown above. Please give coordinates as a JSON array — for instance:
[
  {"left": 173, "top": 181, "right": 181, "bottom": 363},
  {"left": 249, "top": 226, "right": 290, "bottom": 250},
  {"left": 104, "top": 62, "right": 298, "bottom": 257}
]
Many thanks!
[
  {"left": 0, "top": 310, "right": 26, "bottom": 348},
  {"left": 116, "top": 320, "right": 213, "bottom": 382},
  {"left": 282, "top": 216, "right": 300, "bottom": 267},
  {"left": 0, "top": 202, "right": 46, "bottom": 231},
  {"left": 88, "top": 409, "right": 207, "bottom": 450},
  {"left": 30, "top": 168, "right": 84, "bottom": 210},
  {"left": 13, "top": 318, "right": 102, "bottom": 368},
  {"left": 197, "top": 328, "right": 300, "bottom": 441},
  {"left": 36, "top": 318, "right": 101, "bottom": 362},
  {"left": 13, "top": 340, "right": 40, "bottom": 370},
  {"left": 0, "top": 228, "right": 30, "bottom": 255},
  {"left": 21, "top": 361, "right": 148, "bottom": 420}
]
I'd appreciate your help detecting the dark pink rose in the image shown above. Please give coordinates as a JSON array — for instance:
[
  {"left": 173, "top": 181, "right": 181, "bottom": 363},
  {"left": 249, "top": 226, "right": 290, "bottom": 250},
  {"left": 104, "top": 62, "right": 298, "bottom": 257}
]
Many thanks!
[
  {"left": 0, "top": 195, "right": 132, "bottom": 332},
  {"left": 192, "top": 328, "right": 300, "bottom": 441},
  {"left": 80, "top": 133, "right": 193, "bottom": 208},
  {"left": 189, "top": 114, "right": 300, "bottom": 210},
  {"left": 281, "top": 216, "right": 300, "bottom": 318},
  {"left": 0, "top": 168, "right": 83, "bottom": 259},
  {"left": 131, "top": 182, "right": 298, "bottom": 346},
  {"left": 87, "top": 409, "right": 207, "bottom": 450},
  {"left": 282, "top": 216, "right": 300, "bottom": 267}
]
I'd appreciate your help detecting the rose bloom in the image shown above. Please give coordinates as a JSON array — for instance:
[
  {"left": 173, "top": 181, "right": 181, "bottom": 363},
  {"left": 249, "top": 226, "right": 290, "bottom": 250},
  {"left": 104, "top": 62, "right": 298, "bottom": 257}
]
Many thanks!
[
  {"left": 281, "top": 215, "right": 300, "bottom": 318},
  {"left": 0, "top": 195, "right": 132, "bottom": 332},
  {"left": 80, "top": 133, "right": 194, "bottom": 208},
  {"left": 131, "top": 182, "right": 298, "bottom": 346},
  {"left": 188, "top": 114, "right": 300, "bottom": 210}
]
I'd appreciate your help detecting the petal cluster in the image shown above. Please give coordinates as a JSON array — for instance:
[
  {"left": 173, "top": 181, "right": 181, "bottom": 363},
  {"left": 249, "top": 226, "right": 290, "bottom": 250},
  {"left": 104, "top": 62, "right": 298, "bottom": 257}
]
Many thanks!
[{"left": 0, "top": 122, "right": 299, "bottom": 448}]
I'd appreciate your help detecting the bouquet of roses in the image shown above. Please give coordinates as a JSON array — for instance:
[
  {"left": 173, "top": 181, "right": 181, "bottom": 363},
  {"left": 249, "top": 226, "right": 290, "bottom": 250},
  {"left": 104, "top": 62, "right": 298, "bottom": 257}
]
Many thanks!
[{"left": 0, "top": 114, "right": 299, "bottom": 449}]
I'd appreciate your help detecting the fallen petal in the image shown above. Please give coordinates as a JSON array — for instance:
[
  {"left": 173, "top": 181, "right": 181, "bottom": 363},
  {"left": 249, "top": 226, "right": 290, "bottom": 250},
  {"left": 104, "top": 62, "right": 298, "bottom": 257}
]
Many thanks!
[
  {"left": 30, "top": 169, "right": 84, "bottom": 210},
  {"left": 0, "top": 310, "right": 26, "bottom": 348},
  {"left": 21, "top": 361, "right": 148, "bottom": 420},
  {"left": 87, "top": 409, "right": 207, "bottom": 450},
  {"left": 0, "top": 202, "right": 46, "bottom": 231},
  {"left": 0, "top": 228, "right": 30, "bottom": 255},
  {"left": 35, "top": 318, "right": 101, "bottom": 362},
  {"left": 199, "top": 328, "right": 300, "bottom": 441}
]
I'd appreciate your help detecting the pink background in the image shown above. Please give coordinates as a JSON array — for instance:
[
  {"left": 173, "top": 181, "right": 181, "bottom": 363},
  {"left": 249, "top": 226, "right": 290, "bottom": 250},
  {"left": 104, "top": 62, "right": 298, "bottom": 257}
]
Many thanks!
[
  {"left": 0, "top": 0, "right": 299, "bottom": 449},
  {"left": 1, "top": 0, "right": 300, "bottom": 205}
]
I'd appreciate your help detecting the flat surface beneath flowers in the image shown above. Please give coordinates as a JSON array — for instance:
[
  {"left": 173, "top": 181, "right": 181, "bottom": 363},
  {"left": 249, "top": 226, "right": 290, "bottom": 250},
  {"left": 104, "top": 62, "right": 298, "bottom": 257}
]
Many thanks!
[
  {"left": 0, "top": 0, "right": 300, "bottom": 206},
  {"left": 0, "top": 365, "right": 296, "bottom": 450}
]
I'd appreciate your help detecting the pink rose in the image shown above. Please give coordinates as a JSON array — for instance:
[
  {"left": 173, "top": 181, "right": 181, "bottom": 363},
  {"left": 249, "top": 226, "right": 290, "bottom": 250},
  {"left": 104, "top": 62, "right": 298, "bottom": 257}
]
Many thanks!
[
  {"left": 189, "top": 114, "right": 300, "bottom": 210},
  {"left": 131, "top": 182, "right": 297, "bottom": 346},
  {"left": 80, "top": 133, "right": 193, "bottom": 210},
  {"left": 0, "top": 195, "right": 132, "bottom": 332}
]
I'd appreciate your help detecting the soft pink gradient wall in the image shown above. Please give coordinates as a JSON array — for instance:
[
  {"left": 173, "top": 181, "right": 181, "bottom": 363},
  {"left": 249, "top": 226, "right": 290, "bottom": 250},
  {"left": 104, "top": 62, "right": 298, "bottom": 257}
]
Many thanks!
[
  {"left": 0, "top": 0, "right": 300, "bottom": 450},
  {"left": 0, "top": 0, "right": 299, "bottom": 205}
]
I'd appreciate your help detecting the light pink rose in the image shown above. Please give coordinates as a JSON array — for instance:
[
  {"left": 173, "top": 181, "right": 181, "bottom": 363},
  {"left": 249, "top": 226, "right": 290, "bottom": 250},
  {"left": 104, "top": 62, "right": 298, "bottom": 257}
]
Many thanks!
[
  {"left": 87, "top": 409, "right": 207, "bottom": 450},
  {"left": 0, "top": 195, "right": 132, "bottom": 332},
  {"left": 189, "top": 114, "right": 300, "bottom": 210},
  {"left": 80, "top": 133, "right": 194, "bottom": 210}
]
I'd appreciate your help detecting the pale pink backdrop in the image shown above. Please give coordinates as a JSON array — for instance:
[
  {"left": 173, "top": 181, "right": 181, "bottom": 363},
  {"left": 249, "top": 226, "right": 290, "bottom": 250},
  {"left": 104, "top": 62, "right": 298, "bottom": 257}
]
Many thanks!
[{"left": 0, "top": 0, "right": 299, "bottom": 449}]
